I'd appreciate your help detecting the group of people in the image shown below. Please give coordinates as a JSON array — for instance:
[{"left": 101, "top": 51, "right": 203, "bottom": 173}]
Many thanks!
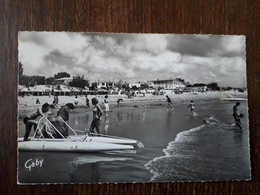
[
  {"left": 166, "top": 95, "right": 195, "bottom": 114},
  {"left": 23, "top": 95, "right": 111, "bottom": 141},
  {"left": 23, "top": 94, "right": 244, "bottom": 141},
  {"left": 23, "top": 102, "right": 75, "bottom": 141},
  {"left": 165, "top": 95, "right": 243, "bottom": 129}
]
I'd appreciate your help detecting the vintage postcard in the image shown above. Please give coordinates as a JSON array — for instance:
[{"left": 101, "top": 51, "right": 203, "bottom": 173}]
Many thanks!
[{"left": 18, "top": 32, "right": 250, "bottom": 184}]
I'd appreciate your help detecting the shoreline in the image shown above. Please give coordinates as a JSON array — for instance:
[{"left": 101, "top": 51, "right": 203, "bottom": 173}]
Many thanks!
[
  {"left": 17, "top": 91, "right": 247, "bottom": 139},
  {"left": 18, "top": 91, "right": 246, "bottom": 115}
]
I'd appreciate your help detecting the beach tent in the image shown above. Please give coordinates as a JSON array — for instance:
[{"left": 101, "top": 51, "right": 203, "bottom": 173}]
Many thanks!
[
  {"left": 28, "top": 85, "right": 53, "bottom": 96},
  {"left": 18, "top": 85, "right": 31, "bottom": 96}
]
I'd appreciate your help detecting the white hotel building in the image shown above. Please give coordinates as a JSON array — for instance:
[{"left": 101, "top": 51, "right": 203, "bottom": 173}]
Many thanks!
[
  {"left": 147, "top": 78, "right": 186, "bottom": 90},
  {"left": 90, "top": 81, "right": 116, "bottom": 89}
]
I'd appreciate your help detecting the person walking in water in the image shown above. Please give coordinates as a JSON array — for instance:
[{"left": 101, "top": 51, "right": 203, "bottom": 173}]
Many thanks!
[
  {"left": 89, "top": 97, "right": 103, "bottom": 134},
  {"left": 54, "top": 103, "right": 75, "bottom": 138},
  {"left": 166, "top": 95, "right": 173, "bottom": 111},
  {"left": 187, "top": 100, "right": 195, "bottom": 115},
  {"left": 23, "top": 103, "right": 50, "bottom": 141},
  {"left": 233, "top": 102, "right": 242, "bottom": 129}
]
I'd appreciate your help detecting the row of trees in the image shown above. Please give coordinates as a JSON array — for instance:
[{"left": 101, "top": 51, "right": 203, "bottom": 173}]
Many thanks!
[
  {"left": 186, "top": 82, "right": 244, "bottom": 92},
  {"left": 19, "top": 62, "right": 243, "bottom": 92},
  {"left": 19, "top": 62, "right": 89, "bottom": 89},
  {"left": 186, "top": 82, "right": 220, "bottom": 91},
  {"left": 19, "top": 62, "right": 149, "bottom": 91},
  {"left": 20, "top": 74, "right": 90, "bottom": 89}
]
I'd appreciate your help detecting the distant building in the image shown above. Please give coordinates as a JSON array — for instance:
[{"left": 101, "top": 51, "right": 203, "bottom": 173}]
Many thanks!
[
  {"left": 147, "top": 78, "right": 186, "bottom": 90},
  {"left": 185, "top": 84, "right": 207, "bottom": 92},
  {"left": 129, "top": 82, "right": 141, "bottom": 88},
  {"left": 91, "top": 81, "right": 115, "bottom": 89},
  {"left": 54, "top": 77, "right": 73, "bottom": 85}
]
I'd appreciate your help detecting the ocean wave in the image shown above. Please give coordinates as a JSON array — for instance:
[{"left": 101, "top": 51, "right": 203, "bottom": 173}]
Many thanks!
[{"left": 144, "top": 116, "right": 248, "bottom": 182}]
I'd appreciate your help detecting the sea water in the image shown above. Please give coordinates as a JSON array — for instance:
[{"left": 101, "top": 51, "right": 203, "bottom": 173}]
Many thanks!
[
  {"left": 145, "top": 116, "right": 251, "bottom": 182},
  {"left": 18, "top": 100, "right": 251, "bottom": 184}
]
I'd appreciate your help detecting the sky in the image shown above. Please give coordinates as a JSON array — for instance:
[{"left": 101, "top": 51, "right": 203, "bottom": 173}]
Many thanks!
[{"left": 18, "top": 32, "right": 247, "bottom": 88}]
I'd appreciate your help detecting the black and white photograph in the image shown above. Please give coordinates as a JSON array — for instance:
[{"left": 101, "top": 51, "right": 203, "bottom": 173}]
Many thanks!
[{"left": 18, "top": 32, "right": 250, "bottom": 184}]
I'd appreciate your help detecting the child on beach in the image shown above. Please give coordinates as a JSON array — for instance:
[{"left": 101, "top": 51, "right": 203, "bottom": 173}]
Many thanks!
[
  {"left": 89, "top": 97, "right": 103, "bottom": 134},
  {"left": 53, "top": 95, "right": 59, "bottom": 106},
  {"left": 166, "top": 95, "right": 173, "bottom": 111},
  {"left": 187, "top": 100, "right": 195, "bottom": 115},
  {"left": 233, "top": 102, "right": 243, "bottom": 129},
  {"left": 74, "top": 95, "right": 79, "bottom": 106},
  {"left": 36, "top": 98, "right": 40, "bottom": 104},
  {"left": 23, "top": 103, "right": 50, "bottom": 141}
]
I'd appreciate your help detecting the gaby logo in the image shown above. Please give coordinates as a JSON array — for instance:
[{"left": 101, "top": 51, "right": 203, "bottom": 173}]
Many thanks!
[{"left": 25, "top": 158, "right": 44, "bottom": 171}]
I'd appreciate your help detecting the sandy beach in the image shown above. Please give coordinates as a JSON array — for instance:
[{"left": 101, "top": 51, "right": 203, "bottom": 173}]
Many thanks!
[
  {"left": 18, "top": 90, "right": 247, "bottom": 136},
  {"left": 18, "top": 91, "right": 244, "bottom": 118},
  {"left": 18, "top": 91, "right": 222, "bottom": 136}
]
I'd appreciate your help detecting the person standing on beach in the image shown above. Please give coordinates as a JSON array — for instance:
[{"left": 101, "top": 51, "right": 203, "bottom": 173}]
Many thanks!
[
  {"left": 74, "top": 95, "right": 79, "bottom": 106},
  {"left": 89, "top": 97, "right": 103, "bottom": 134},
  {"left": 233, "top": 102, "right": 242, "bottom": 129},
  {"left": 187, "top": 100, "right": 195, "bottom": 115},
  {"left": 166, "top": 95, "right": 173, "bottom": 111},
  {"left": 57, "top": 103, "right": 75, "bottom": 122},
  {"left": 103, "top": 95, "right": 109, "bottom": 116},
  {"left": 53, "top": 95, "right": 59, "bottom": 106},
  {"left": 85, "top": 95, "right": 90, "bottom": 108},
  {"left": 23, "top": 103, "right": 50, "bottom": 141}
]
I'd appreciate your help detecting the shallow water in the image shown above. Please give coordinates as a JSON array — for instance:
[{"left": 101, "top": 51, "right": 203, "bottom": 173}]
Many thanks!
[
  {"left": 145, "top": 117, "right": 250, "bottom": 182},
  {"left": 18, "top": 100, "right": 251, "bottom": 184}
]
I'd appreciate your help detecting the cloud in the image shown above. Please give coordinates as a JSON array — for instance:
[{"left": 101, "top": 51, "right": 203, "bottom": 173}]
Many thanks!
[
  {"left": 166, "top": 34, "right": 245, "bottom": 58},
  {"left": 18, "top": 32, "right": 247, "bottom": 87}
]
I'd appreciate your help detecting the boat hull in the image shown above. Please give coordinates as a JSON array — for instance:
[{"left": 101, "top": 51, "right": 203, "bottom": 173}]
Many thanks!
[
  {"left": 76, "top": 136, "right": 144, "bottom": 147},
  {"left": 18, "top": 116, "right": 144, "bottom": 152},
  {"left": 18, "top": 140, "right": 134, "bottom": 152}
]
